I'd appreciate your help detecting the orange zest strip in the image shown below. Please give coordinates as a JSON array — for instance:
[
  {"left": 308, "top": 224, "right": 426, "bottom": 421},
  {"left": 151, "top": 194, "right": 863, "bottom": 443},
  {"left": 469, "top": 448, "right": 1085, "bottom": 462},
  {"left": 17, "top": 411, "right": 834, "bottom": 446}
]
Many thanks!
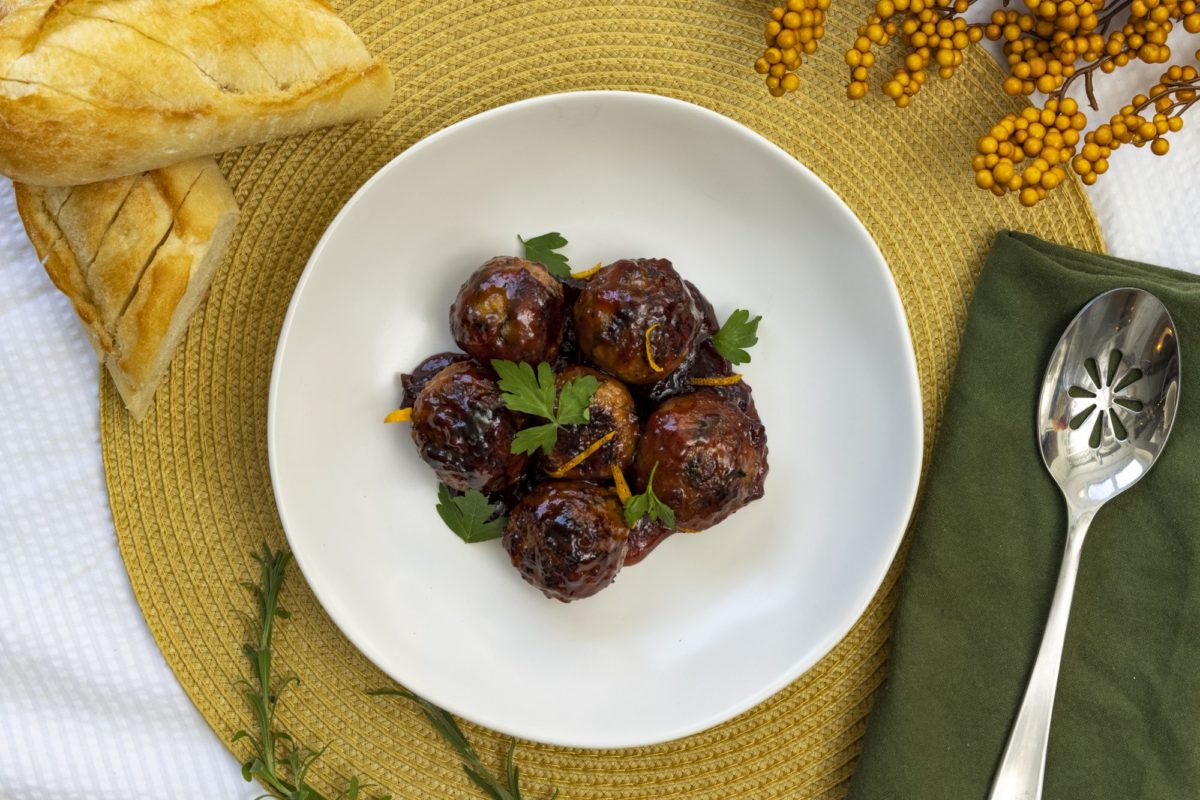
[
  {"left": 570, "top": 261, "right": 603, "bottom": 280},
  {"left": 689, "top": 373, "right": 743, "bottom": 387},
  {"left": 678, "top": 526, "right": 702, "bottom": 534},
  {"left": 547, "top": 431, "right": 616, "bottom": 478},
  {"left": 610, "top": 463, "right": 632, "bottom": 504},
  {"left": 383, "top": 407, "right": 413, "bottom": 423},
  {"left": 645, "top": 324, "right": 664, "bottom": 372}
]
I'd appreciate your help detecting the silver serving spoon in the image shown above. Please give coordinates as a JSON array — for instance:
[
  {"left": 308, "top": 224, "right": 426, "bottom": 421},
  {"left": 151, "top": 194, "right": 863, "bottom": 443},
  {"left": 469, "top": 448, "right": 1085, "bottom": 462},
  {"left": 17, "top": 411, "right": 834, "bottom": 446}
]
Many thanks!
[{"left": 988, "top": 287, "right": 1181, "bottom": 800}]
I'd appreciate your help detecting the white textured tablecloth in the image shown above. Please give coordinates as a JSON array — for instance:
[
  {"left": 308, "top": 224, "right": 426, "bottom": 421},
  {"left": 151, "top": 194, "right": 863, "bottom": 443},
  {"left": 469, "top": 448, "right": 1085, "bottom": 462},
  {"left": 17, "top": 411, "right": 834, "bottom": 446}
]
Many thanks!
[{"left": 2, "top": 54, "right": 1199, "bottom": 798}]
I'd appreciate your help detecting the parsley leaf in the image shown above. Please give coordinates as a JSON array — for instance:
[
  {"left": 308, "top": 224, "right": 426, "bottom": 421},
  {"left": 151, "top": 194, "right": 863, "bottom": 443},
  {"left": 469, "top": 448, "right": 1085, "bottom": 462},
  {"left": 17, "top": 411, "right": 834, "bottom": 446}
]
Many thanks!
[
  {"left": 511, "top": 423, "right": 560, "bottom": 456},
  {"left": 492, "top": 360, "right": 558, "bottom": 418},
  {"left": 519, "top": 232, "right": 571, "bottom": 278},
  {"left": 623, "top": 462, "right": 677, "bottom": 529},
  {"left": 436, "top": 484, "right": 507, "bottom": 543},
  {"left": 492, "top": 360, "right": 599, "bottom": 455},
  {"left": 710, "top": 309, "right": 762, "bottom": 365},
  {"left": 555, "top": 373, "right": 598, "bottom": 425}
]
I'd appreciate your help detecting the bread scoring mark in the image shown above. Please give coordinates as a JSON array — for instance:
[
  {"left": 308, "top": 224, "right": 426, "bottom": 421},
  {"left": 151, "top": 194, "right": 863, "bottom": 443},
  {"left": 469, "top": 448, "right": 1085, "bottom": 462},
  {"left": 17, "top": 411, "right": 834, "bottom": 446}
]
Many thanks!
[
  {"left": 17, "top": 184, "right": 68, "bottom": 262},
  {"left": 245, "top": 61, "right": 386, "bottom": 109},
  {"left": 36, "top": 185, "right": 79, "bottom": 267},
  {"left": 76, "top": 175, "right": 137, "bottom": 283},
  {"left": 246, "top": 0, "right": 319, "bottom": 72},
  {"left": 45, "top": 184, "right": 73, "bottom": 219},
  {"left": 19, "top": 0, "right": 75, "bottom": 56},
  {"left": 63, "top": 10, "right": 244, "bottom": 92},
  {"left": 112, "top": 242, "right": 194, "bottom": 390},
  {"left": 42, "top": 41, "right": 173, "bottom": 104},
  {"left": 114, "top": 167, "right": 208, "bottom": 323},
  {"left": 199, "top": 0, "right": 318, "bottom": 72},
  {"left": 236, "top": 37, "right": 283, "bottom": 89},
  {"left": 201, "top": 0, "right": 290, "bottom": 87},
  {"left": 0, "top": 75, "right": 107, "bottom": 110},
  {"left": 18, "top": 183, "right": 113, "bottom": 353}
]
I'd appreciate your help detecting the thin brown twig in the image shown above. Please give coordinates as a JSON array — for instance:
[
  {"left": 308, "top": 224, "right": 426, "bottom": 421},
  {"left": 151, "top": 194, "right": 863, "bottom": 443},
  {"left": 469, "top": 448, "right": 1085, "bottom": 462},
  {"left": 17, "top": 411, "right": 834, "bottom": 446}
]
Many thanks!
[
  {"left": 1085, "top": 66, "right": 1100, "bottom": 110},
  {"left": 1132, "top": 83, "right": 1200, "bottom": 115},
  {"left": 1055, "top": 49, "right": 1123, "bottom": 109},
  {"left": 930, "top": 0, "right": 984, "bottom": 18},
  {"left": 1097, "top": 0, "right": 1134, "bottom": 33}
]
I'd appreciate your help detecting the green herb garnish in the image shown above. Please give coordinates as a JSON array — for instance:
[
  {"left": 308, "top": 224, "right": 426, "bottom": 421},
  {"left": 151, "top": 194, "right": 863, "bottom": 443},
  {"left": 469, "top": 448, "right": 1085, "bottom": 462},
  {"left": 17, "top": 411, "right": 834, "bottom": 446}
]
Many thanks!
[
  {"left": 235, "top": 545, "right": 388, "bottom": 800},
  {"left": 710, "top": 309, "right": 762, "bottom": 365},
  {"left": 369, "top": 689, "right": 558, "bottom": 800},
  {"left": 436, "top": 484, "right": 507, "bottom": 543},
  {"left": 236, "top": 545, "right": 554, "bottom": 799},
  {"left": 491, "top": 359, "right": 599, "bottom": 455},
  {"left": 518, "top": 232, "right": 571, "bottom": 278},
  {"left": 623, "top": 462, "right": 676, "bottom": 529}
]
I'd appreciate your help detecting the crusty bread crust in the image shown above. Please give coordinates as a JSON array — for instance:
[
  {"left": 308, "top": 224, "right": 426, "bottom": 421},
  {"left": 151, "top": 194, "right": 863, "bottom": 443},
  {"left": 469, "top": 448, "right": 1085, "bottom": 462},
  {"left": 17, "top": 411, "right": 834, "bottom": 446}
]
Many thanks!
[
  {"left": 0, "top": 0, "right": 394, "bottom": 185},
  {"left": 15, "top": 157, "right": 240, "bottom": 420},
  {"left": 13, "top": 179, "right": 111, "bottom": 355}
]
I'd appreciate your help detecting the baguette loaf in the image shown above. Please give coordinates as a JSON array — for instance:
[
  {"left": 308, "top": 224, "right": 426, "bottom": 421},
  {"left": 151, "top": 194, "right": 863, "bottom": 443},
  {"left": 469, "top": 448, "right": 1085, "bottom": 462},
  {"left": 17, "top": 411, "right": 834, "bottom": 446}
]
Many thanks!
[
  {"left": 0, "top": 0, "right": 393, "bottom": 186},
  {"left": 16, "top": 157, "right": 240, "bottom": 419}
]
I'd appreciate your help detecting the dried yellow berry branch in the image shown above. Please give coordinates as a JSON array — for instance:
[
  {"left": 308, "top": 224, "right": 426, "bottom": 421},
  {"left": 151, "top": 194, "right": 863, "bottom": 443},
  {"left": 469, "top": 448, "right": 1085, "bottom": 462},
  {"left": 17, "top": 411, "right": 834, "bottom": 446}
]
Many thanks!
[
  {"left": 1071, "top": 62, "right": 1198, "bottom": 179},
  {"left": 845, "top": 0, "right": 984, "bottom": 106},
  {"left": 753, "top": 0, "right": 1200, "bottom": 206},
  {"left": 971, "top": 96, "right": 1086, "bottom": 205},
  {"left": 971, "top": 0, "right": 1199, "bottom": 206},
  {"left": 756, "top": 0, "right": 833, "bottom": 96}
]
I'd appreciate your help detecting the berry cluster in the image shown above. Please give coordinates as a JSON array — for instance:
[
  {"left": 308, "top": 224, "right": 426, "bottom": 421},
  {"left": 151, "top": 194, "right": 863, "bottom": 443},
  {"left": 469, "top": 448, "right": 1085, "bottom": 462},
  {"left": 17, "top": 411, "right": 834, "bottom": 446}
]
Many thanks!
[
  {"left": 971, "top": 97, "right": 1086, "bottom": 205},
  {"left": 983, "top": 6, "right": 1105, "bottom": 96},
  {"left": 755, "top": 0, "right": 831, "bottom": 96},
  {"left": 1072, "top": 61, "right": 1198, "bottom": 180},
  {"left": 753, "top": 0, "right": 1200, "bottom": 206},
  {"left": 974, "top": 0, "right": 1200, "bottom": 204},
  {"left": 844, "top": 0, "right": 984, "bottom": 105},
  {"left": 984, "top": 0, "right": 1200, "bottom": 103}
]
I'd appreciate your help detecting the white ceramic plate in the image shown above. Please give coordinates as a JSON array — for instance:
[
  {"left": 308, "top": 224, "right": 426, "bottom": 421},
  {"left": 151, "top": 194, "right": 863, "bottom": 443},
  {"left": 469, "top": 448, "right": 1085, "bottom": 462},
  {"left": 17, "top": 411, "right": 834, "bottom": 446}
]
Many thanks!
[{"left": 269, "top": 91, "right": 922, "bottom": 748}]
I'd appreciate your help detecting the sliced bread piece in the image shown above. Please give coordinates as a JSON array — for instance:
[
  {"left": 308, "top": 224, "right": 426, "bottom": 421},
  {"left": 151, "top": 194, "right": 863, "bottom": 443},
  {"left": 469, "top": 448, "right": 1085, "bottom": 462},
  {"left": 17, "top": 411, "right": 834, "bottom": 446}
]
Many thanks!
[{"left": 15, "top": 157, "right": 239, "bottom": 419}]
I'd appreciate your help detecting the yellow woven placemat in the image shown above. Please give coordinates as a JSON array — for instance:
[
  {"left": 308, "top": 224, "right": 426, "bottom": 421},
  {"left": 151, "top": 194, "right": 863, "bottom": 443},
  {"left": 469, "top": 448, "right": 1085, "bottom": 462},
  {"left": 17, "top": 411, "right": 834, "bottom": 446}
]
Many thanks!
[{"left": 101, "top": 0, "right": 1105, "bottom": 797}]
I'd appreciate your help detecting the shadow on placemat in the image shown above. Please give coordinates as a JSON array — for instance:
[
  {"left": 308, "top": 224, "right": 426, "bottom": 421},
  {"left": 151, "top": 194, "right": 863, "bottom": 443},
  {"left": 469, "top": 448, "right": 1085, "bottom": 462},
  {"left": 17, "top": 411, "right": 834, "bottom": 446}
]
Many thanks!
[{"left": 101, "top": 0, "right": 1104, "bottom": 797}]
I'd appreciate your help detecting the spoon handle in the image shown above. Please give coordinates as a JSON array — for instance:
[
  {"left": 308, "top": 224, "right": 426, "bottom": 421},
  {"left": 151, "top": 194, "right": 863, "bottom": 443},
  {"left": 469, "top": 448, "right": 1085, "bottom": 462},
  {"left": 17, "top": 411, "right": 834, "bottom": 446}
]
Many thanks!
[{"left": 988, "top": 508, "right": 1095, "bottom": 800}]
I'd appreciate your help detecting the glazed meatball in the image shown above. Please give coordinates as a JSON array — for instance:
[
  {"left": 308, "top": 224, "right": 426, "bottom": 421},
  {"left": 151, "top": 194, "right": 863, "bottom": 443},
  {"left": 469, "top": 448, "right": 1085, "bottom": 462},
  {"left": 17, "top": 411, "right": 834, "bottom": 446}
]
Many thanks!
[
  {"left": 480, "top": 467, "right": 540, "bottom": 522},
  {"left": 503, "top": 482, "right": 629, "bottom": 602},
  {"left": 410, "top": 361, "right": 529, "bottom": 492},
  {"left": 450, "top": 256, "right": 565, "bottom": 365},
  {"left": 542, "top": 366, "right": 639, "bottom": 481},
  {"left": 686, "top": 279, "right": 721, "bottom": 337},
  {"left": 624, "top": 519, "right": 673, "bottom": 566},
  {"left": 634, "top": 392, "right": 768, "bottom": 531},
  {"left": 640, "top": 339, "right": 761, "bottom": 422},
  {"left": 400, "top": 351, "right": 471, "bottom": 408},
  {"left": 635, "top": 279, "right": 756, "bottom": 413},
  {"left": 573, "top": 259, "right": 702, "bottom": 384}
]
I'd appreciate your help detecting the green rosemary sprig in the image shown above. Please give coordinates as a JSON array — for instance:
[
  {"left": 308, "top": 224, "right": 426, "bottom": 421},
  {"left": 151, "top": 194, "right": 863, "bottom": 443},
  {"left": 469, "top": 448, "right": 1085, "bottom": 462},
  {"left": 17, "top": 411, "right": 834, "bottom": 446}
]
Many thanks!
[
  {"left": 368, "top": 689, "right": 559, "bottom": 800},
  {"left": 234, "top": 545, "right": 387, "bottom": 800},
  {"left": 234, "top": 544, "right": 557, "bottom": 799}
]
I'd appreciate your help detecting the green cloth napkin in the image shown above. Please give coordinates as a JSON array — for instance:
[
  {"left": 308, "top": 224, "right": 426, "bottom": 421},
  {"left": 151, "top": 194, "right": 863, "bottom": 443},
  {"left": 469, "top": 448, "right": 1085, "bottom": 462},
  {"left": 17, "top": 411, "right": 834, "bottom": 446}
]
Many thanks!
[{"left": 847, "top": 231, "right": 1200, "bottom": 800}]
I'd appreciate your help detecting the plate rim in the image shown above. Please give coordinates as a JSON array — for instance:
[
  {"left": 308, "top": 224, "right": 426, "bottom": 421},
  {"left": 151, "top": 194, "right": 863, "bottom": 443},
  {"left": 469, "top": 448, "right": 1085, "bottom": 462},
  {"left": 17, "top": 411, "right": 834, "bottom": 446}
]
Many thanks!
[{"left": 267, "top": 89, "right": 924, "bottom": 748}]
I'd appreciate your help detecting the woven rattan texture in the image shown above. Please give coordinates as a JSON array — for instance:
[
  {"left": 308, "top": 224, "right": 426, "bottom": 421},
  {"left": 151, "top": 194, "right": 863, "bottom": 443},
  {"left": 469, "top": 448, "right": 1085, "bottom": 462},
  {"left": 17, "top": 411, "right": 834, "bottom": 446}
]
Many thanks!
[{"left": 101, "top": 0, "right": 1105, "bottom": 797}]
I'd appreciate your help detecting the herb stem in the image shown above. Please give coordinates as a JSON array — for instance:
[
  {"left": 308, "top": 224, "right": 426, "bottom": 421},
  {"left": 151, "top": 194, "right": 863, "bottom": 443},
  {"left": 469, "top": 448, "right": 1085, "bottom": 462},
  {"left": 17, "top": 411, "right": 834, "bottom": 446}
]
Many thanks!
[
  {"left": 237, "top": 545, "right": 553, "bottom": 800},
  {"left": 258, "top": 555, "right": 281, "bottom": 777},
  {"left": 369, "top": 689, "right": 557, "bottom": 800},
  {"left": 235, "top": 546, "right": 374, "bottom": 800}
]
